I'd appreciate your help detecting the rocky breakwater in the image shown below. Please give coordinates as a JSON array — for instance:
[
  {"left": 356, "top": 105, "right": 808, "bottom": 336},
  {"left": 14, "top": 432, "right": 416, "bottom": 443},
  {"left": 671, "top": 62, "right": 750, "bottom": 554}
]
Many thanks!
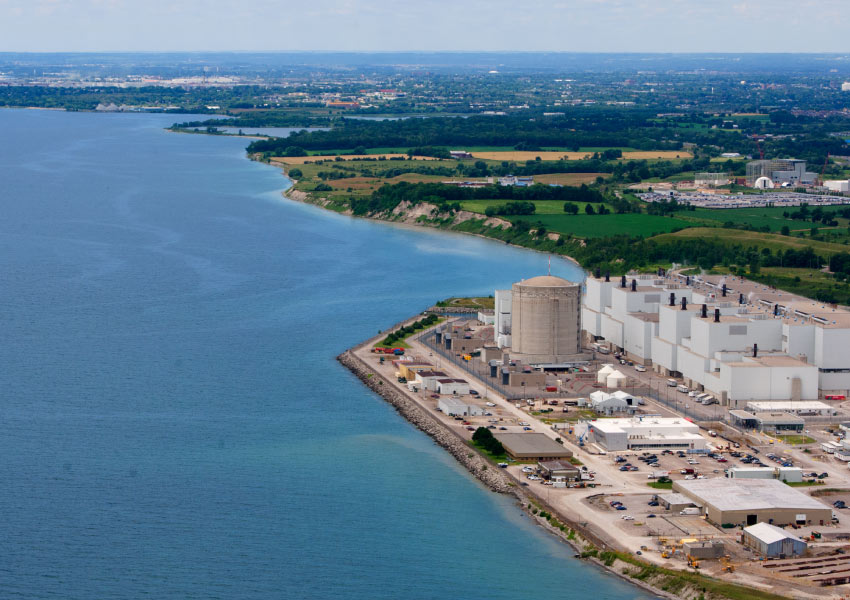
[{"left": 337, "top": 350, "right": 515, "bottom": 494}]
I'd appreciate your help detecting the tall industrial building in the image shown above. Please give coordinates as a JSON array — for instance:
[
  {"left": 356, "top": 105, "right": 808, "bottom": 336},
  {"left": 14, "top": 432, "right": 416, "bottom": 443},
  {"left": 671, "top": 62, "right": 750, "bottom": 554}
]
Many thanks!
[
  {"left": 746, "top": 159, "right": 817, "bottom": 187},
  {"left": 507, "top": 275, "right": 582, "bottom": 363}
]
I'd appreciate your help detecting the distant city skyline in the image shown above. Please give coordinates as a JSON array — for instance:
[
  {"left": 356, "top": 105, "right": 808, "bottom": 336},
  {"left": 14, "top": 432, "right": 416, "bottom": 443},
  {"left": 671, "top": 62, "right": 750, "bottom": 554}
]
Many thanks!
[{"left": 1, "top": 0, "right": 849, "bottom": 53}]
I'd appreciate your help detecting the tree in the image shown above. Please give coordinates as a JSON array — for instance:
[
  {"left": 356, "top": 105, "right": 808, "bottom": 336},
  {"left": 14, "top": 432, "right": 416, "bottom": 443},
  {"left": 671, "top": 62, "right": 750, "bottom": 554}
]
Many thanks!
[
  {"left": 781, "top": 225, "right": 790, "bottom": 236},
  {"left": 284, "top": 146, "right": 307, "bottom": 157},
  {"left": 563, "top": 202, "right": 579, "bottom": 214},
  {"left": 288, "top": 168, "right": 303, "bottom": 178},
  {"left": 585, "top": 204, "right": 595, "bottom": 215},
  {"left": 352, "top": 145, "right": 367, "bottom": 155}
]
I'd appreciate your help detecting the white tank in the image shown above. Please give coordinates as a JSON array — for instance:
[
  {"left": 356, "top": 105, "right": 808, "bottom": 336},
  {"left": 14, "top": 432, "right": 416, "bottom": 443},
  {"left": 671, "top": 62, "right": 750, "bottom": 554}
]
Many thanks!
[
  {"left": 607, "top": 370, "right": 627, "bottom": 388},
  {"left": 597, "top": 364, "right": 614, "bottom": 384}
]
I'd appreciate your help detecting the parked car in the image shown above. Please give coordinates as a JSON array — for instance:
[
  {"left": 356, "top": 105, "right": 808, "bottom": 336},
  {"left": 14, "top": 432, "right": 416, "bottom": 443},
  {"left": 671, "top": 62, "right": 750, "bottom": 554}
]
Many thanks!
[
  {"left": 469, "top": 390, "right": 479, "bottom": 396},
  {"left": 635, "top": 365, "right": 646, "bottom": 372},
  {"left": 622, "top": 515, "right": 635, "bottom": 521},
  {"left": 485, "top": 402, "right": 496, "bottom": 407},
  {"left": 616, "top": 505, "right": 627, "bottom": 511}
]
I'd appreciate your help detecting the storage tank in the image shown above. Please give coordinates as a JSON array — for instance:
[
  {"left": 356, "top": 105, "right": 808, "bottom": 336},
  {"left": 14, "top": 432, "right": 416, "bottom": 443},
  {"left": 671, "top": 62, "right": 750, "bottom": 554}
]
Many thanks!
[
  {"left": 597, "top": 364, "right": 615, "bottom": 384},
  {"left": 510, "top": 275, "right": 581, "bottom": 359},
  {"left": 606, "top": 370, "right": 627, "bottom": 388}
]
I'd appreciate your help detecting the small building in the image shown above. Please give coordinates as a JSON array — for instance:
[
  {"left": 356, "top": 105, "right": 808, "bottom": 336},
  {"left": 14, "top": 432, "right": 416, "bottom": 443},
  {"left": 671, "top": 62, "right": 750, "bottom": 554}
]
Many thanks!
[
  {"left": 450, "top": 150, "right": 473, "bottom": 159},
  {"left": 728, "top": 410, "right": 804, "bottom": 433},
  {"left": 673, "top": 478, "right": 832, "bottom": 527},
  {"left": 396, "top": 361, "right": 433, "bottom": 380},
  {"left": 726, "top": 467, "right": 803, "bottom": 483},
  {"left": 683, "top": 540, "right": 725, "bottom": 559},
  {"left": 742, "top": 522, "right": 808, "bottom": 558},
  {"left": 415, "top": 370, "right": 449, "bottom": 391},
  {"left": 436, "top": 378, "right": 470, "bottom": 395},
  {"left": 538, "top": 460, "right": 580, "bottom": 481},
  {"left": 494, "top": 433, "right": 573, "bottom": 461},
  {"left": 656, "top": 492, "right": 696, "bottom": 512},
  {"left": 588, "top": 390, "right": 631, "bottom": 415},
  {"left": 438, "top": 397, "right": 483, "bottom": 417}
]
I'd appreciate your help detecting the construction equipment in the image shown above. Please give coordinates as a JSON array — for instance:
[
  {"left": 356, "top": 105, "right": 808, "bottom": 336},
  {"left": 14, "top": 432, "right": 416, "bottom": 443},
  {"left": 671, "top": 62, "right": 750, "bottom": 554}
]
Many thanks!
[
  {"left": 720, "top": 556, "right": 735, "bottom": 573},
  {"left": 687, "top": 554, "right": 700, "bottom": 569},
  {"left": 819, "top": 153, "right": 830, "bottom": 186}
]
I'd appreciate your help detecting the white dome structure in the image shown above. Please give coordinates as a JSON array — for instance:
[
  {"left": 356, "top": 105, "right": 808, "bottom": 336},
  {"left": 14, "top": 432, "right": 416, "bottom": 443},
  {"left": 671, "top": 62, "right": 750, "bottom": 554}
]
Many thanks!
[
  {"left": 754, "top": 176, "right": 775, "bottom": 190},
  {"left": 597, "top": 364, "right": 615, "bottom": 384},
  {"left": 607, "top": 370, "right": 628, "bottom": 388}
]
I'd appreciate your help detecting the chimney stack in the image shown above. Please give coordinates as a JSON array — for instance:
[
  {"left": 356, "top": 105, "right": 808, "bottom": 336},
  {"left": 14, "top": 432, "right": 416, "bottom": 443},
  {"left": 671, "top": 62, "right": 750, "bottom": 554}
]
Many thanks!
[
  {"left": 631, "top": 279, "right": 637, "bottom": 292},
  {"left": 594, "top": 268, "right": 601, "bottom": 279},
  {"left": 714, "top": 308, "right": 720, "bottom": 323},
  {"left": 701, "top": 304, "right": 708, "bottom": 319},
  {"left": 739, "top": 293, "right": 745, "bottom": 305},
  {"left": 681, "top": 297, "right": 687, "bottom": 311},
  {"left": 605, "top": 271, "right": 610, "bottom": 282},
  {"left": 722, "top": 283, "right": 727, "bottom": 297},
  {"left": 620, "top": 275, "right": 627, "bottom": 288},
  {"left": 669, "top": 292, "right": 676, "bottom": 307},
  {"left": 773, "top": 304, "right": 779, "bottom": 316},
  {"left": 686, "top": 276, "right": 690, "bottom": 285},
  {"left": 753, "top": 343, "right": 758, "bottom": 358}
]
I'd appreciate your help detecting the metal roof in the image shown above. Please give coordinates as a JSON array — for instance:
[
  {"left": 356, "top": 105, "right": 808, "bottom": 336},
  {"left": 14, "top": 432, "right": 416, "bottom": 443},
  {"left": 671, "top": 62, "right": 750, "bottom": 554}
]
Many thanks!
[
  {"left": 744, "top": 522, "right": 806, "bottom": 546},
  {"left": 675, "top": 479, "right": 829, "bottom": 513},
  {"left": 494, "top": 433, "right": 572, "bottom": 458}
]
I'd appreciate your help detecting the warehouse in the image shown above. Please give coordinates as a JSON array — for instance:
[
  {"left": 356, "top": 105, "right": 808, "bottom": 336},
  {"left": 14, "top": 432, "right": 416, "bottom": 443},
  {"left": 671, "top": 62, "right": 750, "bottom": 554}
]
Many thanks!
[
  {"left": 537, "top": 459, "right": 580, "bottom": 480},
  {"left": 415, "top": 370, "right": 449, "bottom": 391},
  {"left": 673, "top": 478, "right": 832, "bottom": 527},
  {"left": 745, "top": 401, "right": 836, "bottom": 416},
  {"left": 436, "top": 378, "right": 470, "bottom": 395},
  {"left": 656, "top": 492, "right": 696, "bottom": 512},
  {"left": 742, "top": 522, "right": 808, "bottom": 558},
  {"left": 587, "top": 416, "right": 706, "bottom": 452},
  {"left": 494, "top": 433, "right": 573, "bottom": 461},
  {"left": 437, "top": 397, "right": 483, "bottom": 417}
]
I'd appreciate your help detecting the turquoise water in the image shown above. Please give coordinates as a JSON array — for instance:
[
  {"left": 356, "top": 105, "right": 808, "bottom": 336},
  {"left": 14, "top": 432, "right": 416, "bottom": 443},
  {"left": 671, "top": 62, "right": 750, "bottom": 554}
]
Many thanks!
[{"left": 0, "top": 109, "right": 654, "bottom": 600}]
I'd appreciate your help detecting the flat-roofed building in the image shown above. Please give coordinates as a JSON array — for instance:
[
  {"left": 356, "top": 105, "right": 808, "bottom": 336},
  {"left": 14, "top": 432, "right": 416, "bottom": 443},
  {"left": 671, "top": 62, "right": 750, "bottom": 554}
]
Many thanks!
[
  {"left": 494, "top": 433, "right": 573, "bottom": 461},
  {"left": 745, "top": 400, "right": 836, "bottom": 416},
  {"left": 588, "top": 416, "right": 706, "bottom": 452},
  {"left": 438, "top": 397, "right": 483, "bottom": 417},
  {"left": 728, "top": 410, "right": 805, "bottom": 432},
  {"left": 436, "top": 378, "right": 470, "bottom": 396},
  {"left": 538, "top": 460, "right": 580, "bottom": 480},
  {"left": 673, "top": 478, "right": 832, "bottom": 527},
  {"left": 742, "top": 522, "right": 807, "bottom": 558}
]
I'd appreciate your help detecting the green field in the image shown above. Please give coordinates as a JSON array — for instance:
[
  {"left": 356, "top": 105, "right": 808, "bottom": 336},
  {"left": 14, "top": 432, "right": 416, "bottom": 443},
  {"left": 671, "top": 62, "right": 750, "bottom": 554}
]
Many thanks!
[
  {"left": 461, "top": 199, "right": 606, "bottom": 215},
  {"left": 651, "top": 227, "right": 850, "bottom": 255},
  {"left": 529, "top": 213, "right": 692, "bottom": 238},
  {"left": 685, "top": 207, "right": 843, "bottom": 233}
]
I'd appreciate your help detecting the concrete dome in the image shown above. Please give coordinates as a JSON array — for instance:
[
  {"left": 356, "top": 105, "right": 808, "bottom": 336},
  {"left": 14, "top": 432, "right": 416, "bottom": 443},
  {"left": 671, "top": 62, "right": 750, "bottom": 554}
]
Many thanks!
[
  {"left": 754, "top": 176, "right": 775, "bottom": 190},
  {"left": 517, "top": 275, "right": 574, "bottom": 287}
]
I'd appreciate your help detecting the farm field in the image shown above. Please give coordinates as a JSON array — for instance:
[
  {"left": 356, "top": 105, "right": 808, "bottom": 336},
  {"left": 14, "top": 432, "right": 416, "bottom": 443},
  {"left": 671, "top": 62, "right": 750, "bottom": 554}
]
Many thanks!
[
  {"left": 684, "top": 207, "right": 836, "bottom": 232},
  {"left": 525, "top": 213, "right": 692, "bottom": 238},
  {"left": 460, "top": 199, "right": 606, "bottom": 215},
  {"left": 651, "top": 227, "right": 850, "bottom": 255},
  {"left": 532, "top": 172, "right": 606, "bottom": 185}
]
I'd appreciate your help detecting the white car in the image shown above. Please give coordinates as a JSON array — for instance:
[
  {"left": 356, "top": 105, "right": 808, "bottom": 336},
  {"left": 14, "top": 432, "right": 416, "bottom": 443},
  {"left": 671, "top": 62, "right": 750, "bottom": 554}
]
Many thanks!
[
  {"left": 519, "top": 421, "right": 530, "bottom": 426},
  {"left": 622, "top": 515, "right": 635, "bottom": 521},
  {"left": 635, "top": 365, "right": 646, "bottom": 372},
  {"left": 485, "top": 402, "right": 496, "bottom": 407},
  {"left": 521, "top": 466, "right": 534, "bottom": 473}
]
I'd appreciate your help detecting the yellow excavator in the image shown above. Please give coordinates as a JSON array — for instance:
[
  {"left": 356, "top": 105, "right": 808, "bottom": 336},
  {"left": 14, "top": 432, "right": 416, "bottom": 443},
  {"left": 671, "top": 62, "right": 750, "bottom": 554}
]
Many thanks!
[{"left": 720, "top": 556, "right": 735, "bottom": 573}]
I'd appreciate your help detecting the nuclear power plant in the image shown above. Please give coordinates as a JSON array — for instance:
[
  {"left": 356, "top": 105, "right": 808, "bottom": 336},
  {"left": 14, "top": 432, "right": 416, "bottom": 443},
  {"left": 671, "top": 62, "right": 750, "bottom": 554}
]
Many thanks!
[{"left": 496, "top": 275, "right": 583, "bottom": 364}]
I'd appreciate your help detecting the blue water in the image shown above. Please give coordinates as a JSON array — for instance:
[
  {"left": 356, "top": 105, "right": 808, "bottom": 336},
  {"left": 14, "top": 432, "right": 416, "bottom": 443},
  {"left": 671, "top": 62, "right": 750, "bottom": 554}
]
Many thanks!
[{"left": 0, "top": 109, "right": 653, "bottom": 600}]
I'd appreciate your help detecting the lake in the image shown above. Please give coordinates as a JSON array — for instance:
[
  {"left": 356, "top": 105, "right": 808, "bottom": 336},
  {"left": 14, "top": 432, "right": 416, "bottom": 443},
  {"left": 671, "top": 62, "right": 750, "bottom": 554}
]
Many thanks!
[{"left": 0, "top": 109, "right": 654, "bottom": 600}]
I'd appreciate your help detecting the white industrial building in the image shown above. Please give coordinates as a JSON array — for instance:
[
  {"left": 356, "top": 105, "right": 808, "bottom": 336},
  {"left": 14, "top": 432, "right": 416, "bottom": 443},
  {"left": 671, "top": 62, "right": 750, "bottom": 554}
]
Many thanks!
[
  {"left": 824, "top": 180, "right": 850, "bottom": 193},
  {"left": 726, "top": 466, "right": 803, "bottom": 483},
  {"left": 742, "top": 523, "right": 808, "bottom": 558},
  {"left": 438, "top": 397, "right": 483, "bottom": 416},
  {"left": 436, "top": 378, "right": 470, "bottom": 396},
  {"left": 587, "top": 416, "right": 706, "bottom": 452},
  {"left": 582, "top": 273, "right": 850, "bottom": 405},
  {"left": 587, "top": 390, "right": 634, "bottom": 414},
  {"left": 745, "top": 401, "right": 836, "bottom": 416},
  {"left": 495, "top": 288, "right": 512, "bottom": 348}
]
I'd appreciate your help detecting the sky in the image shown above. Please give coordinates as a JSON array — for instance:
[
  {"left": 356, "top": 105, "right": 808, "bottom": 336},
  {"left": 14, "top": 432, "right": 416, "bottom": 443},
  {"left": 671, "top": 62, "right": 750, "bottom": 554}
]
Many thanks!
[{"left": 0, "top": 0, "right": 849, "bottom": 53}]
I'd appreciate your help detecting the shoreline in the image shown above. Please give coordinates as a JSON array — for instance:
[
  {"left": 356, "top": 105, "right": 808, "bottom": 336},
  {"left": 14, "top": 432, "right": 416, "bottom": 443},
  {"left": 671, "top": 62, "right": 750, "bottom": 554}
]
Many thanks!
[
  {"left": 338, "top": 335, "right": 681, "bottom": 600},
  {"left": 273, "top": 166, "right": 584, "bottom": 270}
]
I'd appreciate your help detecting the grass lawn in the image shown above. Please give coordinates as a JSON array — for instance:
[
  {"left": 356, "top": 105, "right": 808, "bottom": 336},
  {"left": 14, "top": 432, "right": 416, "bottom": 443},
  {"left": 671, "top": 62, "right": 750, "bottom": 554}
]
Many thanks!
[
  {"left": 647, "top": 481, "right": 674, "bottom": 490},
  {"left": 438, "top": 296, "right": 495, "bottom": 309},
  {"left": 787, "top": 481, "right": 826, "bottom": 487},
  {"left": 684, "top": 207, "right": 844, "bottom": 233},
  {"left": 460, "top": 199, "right": 613, "bottom": 215},
  {"left": 777, "top": 434, "right": 816, "bottom": 445},
  {"left": 530, "top": 213, "right": 692, "bottom": 238}
]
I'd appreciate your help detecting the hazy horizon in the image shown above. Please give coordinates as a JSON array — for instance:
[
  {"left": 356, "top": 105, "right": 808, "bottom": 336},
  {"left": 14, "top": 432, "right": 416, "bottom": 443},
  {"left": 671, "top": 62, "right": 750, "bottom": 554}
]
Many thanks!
[{"left": 1, "top": 0, "right": 848, "bottom": 54}]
